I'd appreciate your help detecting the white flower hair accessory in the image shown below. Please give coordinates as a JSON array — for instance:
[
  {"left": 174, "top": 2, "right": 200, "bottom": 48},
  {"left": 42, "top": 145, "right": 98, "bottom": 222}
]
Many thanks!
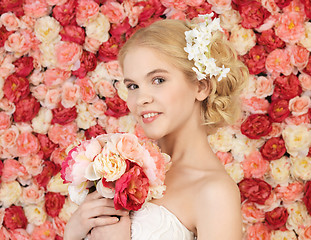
[{"left": 184, "top": 13, "right": 230, "bottom": 82}]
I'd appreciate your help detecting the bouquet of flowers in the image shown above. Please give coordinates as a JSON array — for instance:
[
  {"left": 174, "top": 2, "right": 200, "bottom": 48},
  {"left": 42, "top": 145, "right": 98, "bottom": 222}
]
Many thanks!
[{"left": 60, "top": 133, "right": 171, "bottom": 211}]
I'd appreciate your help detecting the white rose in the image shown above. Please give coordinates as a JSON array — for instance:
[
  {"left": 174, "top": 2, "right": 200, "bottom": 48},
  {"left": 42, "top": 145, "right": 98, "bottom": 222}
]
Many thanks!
[
  {"left": 47, "top": 173, "right": 69, "bottom": 195},
  {"left": 282, "top": 125, "right": 311, "bottom": 157},
  {"left": 118, "top": 114, "right": 136, "bottom": 133},
  {"left": 270, "top": 230, "right": 297, "bottom": 240},
  {"left": 229, "top": 25, "right": 256, "bottom": 55},
  {"left": 269, "top": 156, "right": 291, "bottom": 185},
  {"left": 285, "top": 201, "right": 310, "bottom": 232},
  {"left": 85, "top": 13, "right": 110, "bottom": 44},
  {"left": 0, "top": 77, "right": 4, "bottom": 100},
  {"left": 89, "top": 62, "right": 112, "bottom": 84},
  {"left": 39, "top": 41, "right": 59, "bottom": 68},
  {"left": 208, "top": 126, "right": 235, "bottom": 152},
  {"left": 59, "top": 198, "right": 79, "bottom": 222},
  {"left": 115, "top": 80, "right": 128, "bottom": 101},
  {"left": 225, "top": 161, "right": 244, "bottom": 183},
  {"left": 300, "top": 22, "right": 311, "bottom": 51},
  {"left": 34, "top": 16, "right": 61, "bottom": 43},
  {"left": 220, "top": 9, "right": 241, "bottom": 32},
  {"left": 290, "top": 156, "right": 311, "bottom": 181},
  {"left": 76, "top": 106, "right": 96, "bottom": 130},
  {"left": 32, "top": 107, "right": 53, "bottom": 134},
  {"left": 0, "top": 181, "right": 22, "bottom": 208},
  {"left": 24, "top": 203, "right": 47, "bottom": 226}
]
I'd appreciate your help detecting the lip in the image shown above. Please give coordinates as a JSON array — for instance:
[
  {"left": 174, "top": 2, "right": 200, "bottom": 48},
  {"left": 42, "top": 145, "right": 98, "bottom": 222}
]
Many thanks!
[{"left": 140, "top": 111, "right": 161, "bottom": 124}]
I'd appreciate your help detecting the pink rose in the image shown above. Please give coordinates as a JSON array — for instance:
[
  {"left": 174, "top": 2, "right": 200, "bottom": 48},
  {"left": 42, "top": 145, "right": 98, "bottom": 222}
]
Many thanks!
[
  {"left": 0, "top": 126, "right": 19, "bottom": 148},
  {"left": 44, "top": 68, "right": 71, "bottom": 87},
  {"left": 301, "top": 0, "right": 311, "bottom": 19},
  {"left": 1, "top": 158, "right": 27, "bottom": 182},
  {"left": 0, "top": 112, "right": 11, "bottom": 130},
  {"left": 44, "top": 88, "right": 62, "bottom": 109},
  {"left": 83, "top": 37, "right": 101, "bottom": 53},
  {"left": 95, "top": 80, "right": 116, "bottom": 98},
  {"left": 55, "top": 41, "right": 83, "bottom": 71},
  {"left": 31, "top": 221, "right": 56, "bottom": 240},
  {"left": 19, "top": 154, "right": 44, "bottom": 176},
  {"left": 207, "top": 0, "right": 230, "bottom": 13},
  {"left": 20, "top": 15, "right": 36, "bottom": 29},
  {"left": 3, "top": 74, "right": 30, "bottom": 103},
  {"left": 216, "top": 151, "right": 233, "bottom": 165},
  {"left": 0, "top": 12, "right": 20, "bottom": 31},
  {"left": 275, "top": 181, "right": 304, "bottom": 204},
  {"left": 284, "top": 0, "right": 306, "bottom": 21},
  {"left": 299, "top": 72, "right": 311, "bottom": 91},
  {"left": 255, "top": 76, "right": 274, "bottom": 99},
  {"left": 105, "top": 61, "right": 123, "bottom": 80},
  {"left": 21, "top": 183, "right": 45, "bottom": 205},
  {"left": 76, "top": 0, "right": 99, "bottom": 26},
  {"left": 76, "top": 77, "right": 96, "bottom": 103},
  {"left": 266, "top": 123, "right": 283, "bottom": 138},
  {"left": 245, "top": 222, "right": 271, "bottom": 240},
  {"left": 88, "top": 99, "right": 107, "bottom": 118},
  {"left": 116, "top": 133, "right": 144, "bottom": 164},
  {"left": 30, "top": 84, "right": 48, "bottom": 101},
  {"left": 289, "top": 96, "right": 311, "bottom": 116},
  {"left": 285, "top": 113, "right": 310, "bottom": 125},
  {"left": 48, "top": 122, "right": 78, "bottom": 148},
  {"left": 50, "top": 147, "right": 67, "bottom": 166},
  {"left": 287, "top": 45, "right": 309, "bottom": 70},
  {"left": 61, "top": 81, "right": 80, "bottom": 108},
  {"left": 0, "top": 98, "right": 15, "bottom": 115},
  {"left": 59, "top": 25, "right": 85, "bottom": 45},
  {"left": 160, "top": 0, "right": 188, "bottom": 10},
  {"left": 241, "top": 96, "right": 270, "bottom": 114},
  {"left": 23, "top": 0, "right": 51, "bottom": 19},
  {"left": 242, "top": 150, "right": 269, "bottom": 178},
  {"left": 100, "top": 0, "right": 126, "bottom": 24},
  {"left": 4, "top": 31, "right": 27, "bottom": 54},
  {"left": 8, "top": 228, "right": 30, "bottom": 240},
  {"left": 241, "top": 201, "right": 265, "bottom": 223},
  {"left": 37, "top": 134, "right": 58, "bottom": 160},
  {"left": 13, "top": 95, "right": 40, "bottom": 122},
  {"left": 265, "top": 48, "right": 292, "bottom": 77},
  {"left": 52, "top": 217, "right": 66, "bottom": 237},
  {"left": 16, "top": 131, "right": 40, "bottom": 156},
  {"left": 186, "top": 2, "right": 213, "bottom": 19}
]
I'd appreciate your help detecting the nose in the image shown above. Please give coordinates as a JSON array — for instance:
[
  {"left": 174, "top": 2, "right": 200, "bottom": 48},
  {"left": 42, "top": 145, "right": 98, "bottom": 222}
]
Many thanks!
[{"left": 136, "top": 89, "right": 153, "bottom": 106}]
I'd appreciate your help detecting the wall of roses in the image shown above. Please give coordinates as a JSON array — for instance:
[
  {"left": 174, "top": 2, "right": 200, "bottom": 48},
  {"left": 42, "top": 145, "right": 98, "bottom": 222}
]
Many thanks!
[{"left": 0, "top": 0, "right": 311, "bottom": 239}]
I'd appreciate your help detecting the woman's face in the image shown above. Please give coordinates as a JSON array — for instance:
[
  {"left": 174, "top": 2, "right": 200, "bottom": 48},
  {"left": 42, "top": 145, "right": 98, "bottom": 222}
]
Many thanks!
[{"left": 123, "top": 47, "right": 200, "bottom": 140}]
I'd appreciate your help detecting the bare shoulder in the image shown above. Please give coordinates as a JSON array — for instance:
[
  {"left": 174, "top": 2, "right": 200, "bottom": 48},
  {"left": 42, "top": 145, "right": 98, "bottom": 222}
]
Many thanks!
[{"left": 193, "top": 171, "right": 243, "bottom": 240}]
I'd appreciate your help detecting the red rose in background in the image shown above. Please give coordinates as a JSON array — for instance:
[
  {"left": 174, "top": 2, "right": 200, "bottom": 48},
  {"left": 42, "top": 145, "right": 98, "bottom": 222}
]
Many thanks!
[
  {"left": 60, "top": 25, "right": 85, "bottom": 45},
  {"left": 275, "top": 0, "right": 292, "bottom": 9},
  {"left": 238, "top": 1, "right": 270, "bottom": 29},
  {"left": 301, "top": 0, "right": 311, "bottom": 19},
  {"left": 260, "top": 137, "right": 286, "bottom": 161},
  {"left": 114, "top": 165, "right": 149, "bottom": 211},
  {"left": 303, "top": 181, "right": 311, "bottom": 215},
  {"left": 110, "top": 18, "right": 132, "bottom": 41},
  {"left": 85, "top": 124, "right": 107, "bottom": 140},
  {"left": 238, "top": 178, "right": 272, "bottom": 204},
  {"left": 3, "top": 74, "right": 30, "bottom": 103},
  {"left": 0, "top": 26, "right": 13, "bottom": 48},
  {"left": 242, "top": 45, "right": 268, "bottom": 75},
  {"left": 241, "top": 114, "right": 272, "bottom": 139},
  {"left": 135, "top": 0, "right": 166, "bottom": 23},
  {"left": 0, "top": 160, "right": 3, "bottom": 184},
  {"left": 72, "top": 50, "right": 97, "bottom": 78},
  {"left": 34, "top": 161, "right": 60, "bottom": 189},
  {"left": 265, "top": 207, "right": 289, "bottom": 230},
  {"left": 37, "top": 134, "right": 58, "bottom": 160},
  {"left": 52, "top": 104, "right": 77, "bottom": 125},
  {"left": 303, "top": 55, "right": 311, "bottom": 76},
  {"left": 45, "top": 192, "right": 66, "bottom": 218},
  {"left": 3, "top": 205, "right": 28, "bottom": 230},
  {"left": 13, "top": 95, "right": 40, "bottom": 122},
  {"left": 268, "top": 99, "right": 290, "bottom": 122},
  {"left": 257, "top": 29, "right": 286, "bottom": 53},
  {"left": 0, "top": 0, "right": 24, "bottom": 17},
  {"left": 187, "top": 2, "right": 213, "bottom": 19},
  {"left": 105, "top": 95, "right": 130, "bottom": 118},
  {"left": 52, "top": 0, "right": 77, "bottom": 26},
  {"left": 13, "top": 56, "right": 34, "bottom": 77},
  {"left": 272, "top": 74, "right": 302, "bottom": 101},
  {"left": 97, "top": 36, "right": 122, "bottom": 62}
]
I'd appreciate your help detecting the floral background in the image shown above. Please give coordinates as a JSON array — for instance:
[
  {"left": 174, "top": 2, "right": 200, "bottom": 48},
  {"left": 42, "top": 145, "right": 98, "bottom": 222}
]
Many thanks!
[{"left": 0, "top": 0, "right": 311, "bottom": 239}]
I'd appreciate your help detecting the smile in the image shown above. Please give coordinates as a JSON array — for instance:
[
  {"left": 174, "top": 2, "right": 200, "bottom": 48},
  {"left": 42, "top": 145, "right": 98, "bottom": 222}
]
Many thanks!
[
  {"left": 141, "top": 112, "right": 161, "bottom": 124},
  {"left": 142, "top": 112, "right": 159, "bottom": 119}
]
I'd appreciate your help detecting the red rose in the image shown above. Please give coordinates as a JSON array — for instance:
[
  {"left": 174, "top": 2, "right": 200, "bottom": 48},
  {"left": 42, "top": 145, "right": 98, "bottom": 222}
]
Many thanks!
[
  {"left": 265, "top": 207, "right": 289, "bottom": 230},
  {"left": 13, "top": 95, "right": 40, "bottom": 122},
  {"left": 303, "top": 55, "right": 311, "bottom": 76},
  {"left": 301, "top": 0, "right": 311, "bottom": 19},
  {"left": 97, "top": 36, "right": 121, "bottom": 62},
  {"left": 272, "top": 74, "right": 302, "bottom": 101},
  {"left": 3, "top": 206, "right": 27, "bottom": 230},
  {"left": 60, "top": 25, "right": 85, "bottom": 45},
  {"left": 34, "top": 161, "right": 60, "bottom": 189},
  {"left": 3, "top": 74, "right": 30, "bottom": 103},
  {"left": 238, "top": 178, "right": 272, "bottom": 204},
  {"left": 308, "top": 146, "right": 311, "bottom": 157},
  {"left": 275, "top": 0, "right": 292, "bottom": 9},
  {"left": 303, "top": 181, "right": 311, "bottom": 215},
  {"left": 0, "top": 160, "right": 3, "bottom": 184},
  {"left": 85, "top": 124, "right": 107, "bottom": 140},
  {"left": 0, "top": 26, "right": 13, "bottom": 48},
  {"left": 37, "top": 134, "right": 58, "bottom": 160},
  {"left": 114, "top": 165, "right": 149, "bottom": 211},
  {"left": 241, "top": 114, "right": 272, "bottom": 139},
  {"left": 187, "top": 2, "right": 213, "bottom": 19},
  {"left": 51, "top": 104, "right": 77, "bottom": 125},
  {"left": 52, "top": 0, "right": 77, "bottom": 26},
  {"left": 72, "top": 50, "right": 97, "bottom": 78},
  {"left": 110, "top": 18, "right": 131, "bottom": 40},
  {"left": 45, "top": 192, "right": 66, "bottom": 217},
  {"left": 260, "top": 137, "right": 286, "bottom": 161},
  {"left": 257, "top": 29, "right": 286, "bottom": 53},
  {"left": 242, "top": 45, "right": 268, "bottom": 75},
  {"left": 135, "top": 0, "right": 165, "bottom": 22},
  {"left": 105, "top": 95, "right": 130, "bottom": 118},
  {"left": 238, "top": 1, "right": 270, "bottom": 29},
  {"left": 13, "top": 56, "right": 34, "bottom": 77},
  {"left": 0, "top": 0, "right": 24, "bottom": 17},
  {"left": 268, "top": 99, "right": 290, "bottom": 122}
]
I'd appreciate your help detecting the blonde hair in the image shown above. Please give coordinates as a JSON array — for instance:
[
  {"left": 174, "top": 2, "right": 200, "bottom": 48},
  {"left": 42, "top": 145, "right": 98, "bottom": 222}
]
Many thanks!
[{"left": 118, "top": 19, "right": 249, "bottom": 128}]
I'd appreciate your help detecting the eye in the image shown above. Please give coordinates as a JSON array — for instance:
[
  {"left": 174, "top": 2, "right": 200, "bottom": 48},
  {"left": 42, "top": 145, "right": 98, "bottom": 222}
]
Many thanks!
[
  {"left": 126, "top": 83, "right": 138, "bottom": 90},
  {"left": 153, "top": 77, "right": 165, "bottom": 85}
]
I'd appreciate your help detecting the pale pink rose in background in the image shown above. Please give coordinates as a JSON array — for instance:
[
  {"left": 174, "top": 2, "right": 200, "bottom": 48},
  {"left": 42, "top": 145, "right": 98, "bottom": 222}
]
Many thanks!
[
  {"left": 98, "top": 116, "right": 119, "bottom": 133},
  {"left": 300, "top": 22, "right": 311, "bottom": 51},
  {"left": 4, "top": 32, "right": 26, "bottom": 54},
  {"left": 0, "top": 145, "right": 15, "bottom": 160},
  {"left": 31, "top": 221, "right": 56, "bottom": 240},
  {"left": 61, "top": 81, "right": 80, "bottom": 108},
  {"left": 220, "top": 9, "right": 242, "bottom": 32},
  {"left": 95, "top": 80, "right": 116, "bottom": 98},
  {"left": 299, "top": 73, "right": 311, "bottom": 91},
  {"left": 255, "top": 76, "right": 274, "bottom": 98},
  {"left": 16, "top": 132, "right": 40, "bottom": 156},
  {"left": 255, "top": 13, "right": 279, "bottom": 32},
  {"left": 46, "top": 0, "right": 67, "bottom": 5},
  {"left": 55, "top": 42, "right": 83, "bottom": 71},
  {"left": 297, "top": 225, "right": 311, "bottom": 240},
  {"left": 44, "top": 68, "right": 71, "bottom": 87},
  {"left": 208, "top": 0, "right": 231, "bottom": 14},
  {"left": 241, "top": 201, "right": 265, "bottom": 223},
  {"left": 261, "top": 0, "right": 280, "bottom": 14},
  {"left": 287, "top": 45, "right": 309, "bottom": 70},
  {"left": 0, "top": 227, "right": 10, "bottom": 240},
  {"left": 48, "top": 122, "right": 78, "bottom": 148},
  {"left": 185, "top": 0, "right": 204, "bottom": 6},
  {"left": 216, "top": 151, "right": 234, "bottom": 165},
  {"left": 242, "top": 151, "right": 269, "bottom": 178},
  {"left": 165, "top": 8, "right": 187, "bottom": 20},
  {"left": 0, "top": 60, "right": 15, "bottom": 80},
  {"left": 0, "top": 208, "right": 5, "bottom": 226},
  {"left": 0, "top": 98, "right": 16, "bottom": 115},
  {"left": 229, "top": 25, "right": 256, "bottom": 55},
  {"left": 275, "top": 12, "right": 305, "bottom": 44},
  {"left": 88, "top": 99, "right": 107, "bottom": 118},
  {"left": 53, "top": 217, "right": 66, "bottom": 237},
  {"left": 50, "top": 147, "right": 67, "bottom": 166},
  {"left": 100, "top": 0, "right": 126, "bottom": 24},
  {"left": 0, "top": 12, "right": 20, "bottom": 31},
  {"left": 44, "top": 88, "right": 62, "bottom": 109},
  {"left": 160, "top": 0, "right": 188, "bottom": 10},
  {"left": 20, "top": 29, "right": 40, "bottom": 52},
  {"left": 289, "top": 96, "right": 311, "bottom": 116},
  {"left": 275, "top": 182, "right": 304, "bottom": 204},
  {"left": 123, "top": 0, "right": 144, "bottom": 27},
  {"left": 83, "top": 37, "right": 101, "bottom": 53},
  {"left": 0, "top": 112, "right": 11, "bottom": 130},
  {"left": 20, "top": 15, "right": 36, "bottom": 29},
  {"left": 8, "top": 229, "right": 30, "bottom": 240},
  {"left": 23, "top": 0, "right": 51, "bottom": 19},
  {"left": 241, "top": 96, "right": 270, "bottom": 114},
  {"left": 29, "top": 48, "right": 42, "bottom": 70},
  {"left": 1, "top": 158, "right": 28, "bottom": 182},
  {"left": 31, "top": 84, "right": 48, "bottom": 101},
  {"left": 21, "top": 183, "right": 45, "bottom": 205},
  {"left": 76, "top": 0, "right": 100, "bottom": 26},
  {"left": 29, "top": 69, "right": 44, "bottom": 86},
  {"left": 105, "top": 61, "right": 123, "bottom": 80},
  {"left": 283, "top": 0, "right": 306, "bottom": 22},
  {"left": 19, "top": 154, "right": 44, "bottom": 176},
  {"left": 265, "top": 48, "right": 292, "bottom": 76},
  {"left": 0, "top": 126, "right": 19, "bottom": 148},
  {"left": 244, "top": 222, "right": 271, "bottom": 240},
  {"left": 266, "top": 123, "right": 283, "bottom": 138},
  {"left": 258, "top": 191, "right": 281, "bottom": 211},
  {"left": 76, "top": 77, "right": 96, "bottom": 103}
]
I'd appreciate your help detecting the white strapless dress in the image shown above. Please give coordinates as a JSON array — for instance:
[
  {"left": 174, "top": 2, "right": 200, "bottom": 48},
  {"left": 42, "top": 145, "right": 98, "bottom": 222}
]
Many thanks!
[{"left": 131, "top": 202, "right": 196, "bottom": 240}]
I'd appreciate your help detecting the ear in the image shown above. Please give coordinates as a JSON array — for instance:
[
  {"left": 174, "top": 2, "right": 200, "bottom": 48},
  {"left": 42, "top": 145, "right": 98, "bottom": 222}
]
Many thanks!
[{"left": 195, "top": 79, "right": 210, "bottom": 101}]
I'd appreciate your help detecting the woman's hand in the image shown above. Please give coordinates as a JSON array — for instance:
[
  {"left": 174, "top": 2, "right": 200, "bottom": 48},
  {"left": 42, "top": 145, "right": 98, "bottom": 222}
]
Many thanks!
[
  {"left": 89, "top": 214, "right": 131, "bottom": 240},
  {"left": 63, "top": 191, "right": 129, "bottom": 240}
]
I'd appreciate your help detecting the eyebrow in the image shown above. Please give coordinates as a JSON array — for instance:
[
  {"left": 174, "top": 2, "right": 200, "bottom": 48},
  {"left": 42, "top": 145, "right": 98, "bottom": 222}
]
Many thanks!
[{"left": 124, "top": 69, "right": 169, "bottom": 84}]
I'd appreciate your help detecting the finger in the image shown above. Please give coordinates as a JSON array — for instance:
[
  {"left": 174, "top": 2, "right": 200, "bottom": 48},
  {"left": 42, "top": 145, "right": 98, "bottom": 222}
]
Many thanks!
[
  {"left": 84, "top": 198, "right": 115, "bottom": 209},
  {"left": 90, "top": 216, "right": 119, "bottom": 228},
  {"left": 85, "top": 191, "right": 103, "bottom": 201},
  {"left": 85, "top": 206, "right": 128, "bottom": 219}
]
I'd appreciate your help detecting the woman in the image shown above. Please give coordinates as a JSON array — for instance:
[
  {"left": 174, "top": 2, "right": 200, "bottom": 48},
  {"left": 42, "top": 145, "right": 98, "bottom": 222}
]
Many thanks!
[{"left": 64, "top": 14, "right": 248, "bottom": 240}]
